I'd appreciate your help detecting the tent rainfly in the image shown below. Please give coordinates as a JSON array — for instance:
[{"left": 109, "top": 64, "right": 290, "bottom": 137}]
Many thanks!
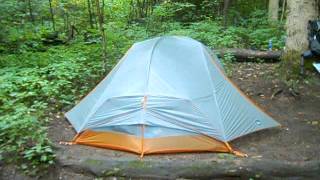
[{"left": 65, "top": 36, "right": 280, "bottom": 157}]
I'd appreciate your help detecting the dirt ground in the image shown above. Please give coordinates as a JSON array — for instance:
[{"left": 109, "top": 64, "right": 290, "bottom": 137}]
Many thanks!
[
  {"left": 1, "top": 62, "right": 320, "bottom": 179},
  {"left": 231, "top": 62, "right": 320, "bottom": 162}
]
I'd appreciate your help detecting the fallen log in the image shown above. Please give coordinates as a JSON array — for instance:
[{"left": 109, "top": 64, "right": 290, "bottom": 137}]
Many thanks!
[{"left": 215, "top": 48, "right": 282, "bottom": 62}]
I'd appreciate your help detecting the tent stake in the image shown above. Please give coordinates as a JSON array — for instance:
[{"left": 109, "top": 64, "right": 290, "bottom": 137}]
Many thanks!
[
  {"left": 225, "top": 142, "right": 248, "bottom": 158},
  {"left": 59, "top": 132, "right": 83, "bottom": 145}
]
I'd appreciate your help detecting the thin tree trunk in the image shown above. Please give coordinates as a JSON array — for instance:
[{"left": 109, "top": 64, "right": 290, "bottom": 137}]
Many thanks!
[
  {"left": 48, "top": 0, "right": 55, "bottom": 31},
  {"left": 223, "top": 0, "right": 231, "bottom": 27},
  {"left": 87, "top": 0, "right": 94, "bottom": 28},
  {"left": 129, "top": 0, "right": 134, "bottom": 22},
  {"left": 63, "top": 12, "right": 67, "bottom": 32},
  {"left": 268, "top": 0, "right": 279, "bottom": 21},
  {"left": 137, "top": 0, "right": 142, "bottom": 18},
  {"left": 96, "top": 0, "right": 107, "bottom": 71},
  {"left": 280, "top": 0, "right": 286, "bottom": 22},
  {"left": 91, "top": 0, "right": 98, "bottom": 27},
  {"left": 27, "top": 0, "right": 35, "bottom": 23},
  {"left": 65, "top": 12, "right": 69, "bottom": 33}
]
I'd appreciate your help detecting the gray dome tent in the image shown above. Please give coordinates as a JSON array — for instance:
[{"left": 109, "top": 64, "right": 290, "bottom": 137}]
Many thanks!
[{"left": 65, "top": 36, "right": 280, "bottom": 157}]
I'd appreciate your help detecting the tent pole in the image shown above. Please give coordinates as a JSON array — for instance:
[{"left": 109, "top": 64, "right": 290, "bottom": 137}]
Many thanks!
[{"left": 140, "top": 95, "right": 147, "bottom": 158}]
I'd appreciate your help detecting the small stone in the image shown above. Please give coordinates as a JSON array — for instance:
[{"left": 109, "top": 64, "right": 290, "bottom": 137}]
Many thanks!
[{"left": 311, "top": 121, "right": 319, "bottom": 125}]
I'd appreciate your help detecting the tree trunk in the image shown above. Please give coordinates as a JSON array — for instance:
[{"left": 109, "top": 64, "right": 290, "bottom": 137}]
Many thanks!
[
  {"left": 268, "top": 0, "right": 279, "bottom": 21},
  {"left": 48, "top": 0, "right": 56, "bottom": 31},
  {"left": 280, "top": 0, "right": 286, "bottom": 22},
  {"left": 91, "top": 0, "right": 98, "bottom": 27},
  {"left": 27, "top": 0, "right": 35, "bottom": 23},
  {"left": 223, "top": 0, "right": 231, "bottom": 27},
  {"left": 95, "top": 0, "right": 107, "bottom": 71},
  {"left": 281, "top": 0, "right": 318, "bottom": 77},
  {"left": 65, "top": 12, "right": 69, "bottom": 33},
  {"left": 87, "top": 0, "right": 94, "bottom": 28}
]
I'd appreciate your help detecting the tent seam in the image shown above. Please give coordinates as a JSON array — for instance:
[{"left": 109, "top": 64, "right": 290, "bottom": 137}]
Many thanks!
[
  {"left": 77, "top": 46, "right": 134, "bottom": 132},
  {"left": 199, "top": 44, "right": 227, "bottom": 141},
  {"left": 206, "top": 47, "right": 280, "bottom": 141},
  {"left": 147, "top": 109, "right": 224, "bottom": 142},
  {"left": 145, "top": 37, "right": 164, "bottom": 94}
]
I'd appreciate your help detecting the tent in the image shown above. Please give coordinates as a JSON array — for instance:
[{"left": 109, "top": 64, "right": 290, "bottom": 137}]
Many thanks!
[{"left": 65, "top": 36, "right": 280, "bottom": 157}]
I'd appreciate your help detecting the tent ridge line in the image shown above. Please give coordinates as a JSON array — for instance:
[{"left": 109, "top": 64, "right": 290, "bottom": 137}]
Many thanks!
[
  {"left": 200, "top": 44, "right": 227, "bottom": 141},
  {"left": 144, "top": 37, "right": 165, "bottom": 96}
]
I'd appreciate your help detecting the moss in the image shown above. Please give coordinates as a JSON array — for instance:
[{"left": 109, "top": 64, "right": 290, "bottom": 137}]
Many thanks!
[
  {"left": 279, "top": 49, "right": 320, "bottom": 88},
  {"left": 84, "top": 159, "right": 103, "bottom": 166},
  {"left": 189, "top": 163, "right": 203, "bottom": 171},
  {"left": 128, "top": 160, "right": 151, "bottom": 169},
  {"left": 102, "top": 167, "right": 123, "bottom": 177},
  {"left": 280, "top": 50, "right": 302, "bottom": 80},
  {"left": 217, "top": 153, "right": 235, "bottom": 160}
]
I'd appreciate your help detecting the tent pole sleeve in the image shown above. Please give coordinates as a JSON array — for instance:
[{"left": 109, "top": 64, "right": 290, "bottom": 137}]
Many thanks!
[{"left": 140, "top": 124, "right": 145, "bottom": 158}]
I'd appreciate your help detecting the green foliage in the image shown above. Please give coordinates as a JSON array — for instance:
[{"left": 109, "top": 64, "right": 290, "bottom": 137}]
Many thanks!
[
  {"left": 0, "top": 43, "right": 109, "bottom": 175},
  {"left": 242, "top": 10, "right": 285, "bottom": 50},
  {"left": 22, "top": 144, "right": 55, "bottom": 175},
  {"left": 0, "top": 104, "right": 54, "bottom": 175},
  {"left": 159, "top": 13, "right": 284, "bottom": 50},
  {"left": 1, "top": 25, "right": 42, "bottom": 53},
  {"left": 152, "top": 1, "right": 196, "bottom": 22},
  {"left": 221, "top": 52, "right": 235, "bottom": 77}
]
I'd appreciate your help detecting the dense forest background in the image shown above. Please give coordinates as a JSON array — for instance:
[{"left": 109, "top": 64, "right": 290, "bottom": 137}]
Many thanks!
[{"left": 0, "top": 0, "right": 319, "bottom": 176}]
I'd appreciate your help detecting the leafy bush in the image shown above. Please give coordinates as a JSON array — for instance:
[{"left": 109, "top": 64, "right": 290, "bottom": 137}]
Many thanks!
[
  {"left": 1, "top": 24, "right": 47, "bottom": 53},
  {"left": 0, "top": 107, "right": 54, "bottom": 175},
  {"left": 240, "top": 10, "right": 285, "bottom": 50},
  {"left": 220, "top": 52, "right": 236, "bottom": 77},
  {"left": 0, "top": 43, "right": 110, "bottom": 175},
  {"left": 165, "top": 21, "right": 243, "bottom": 48},
  {"left": 152, "top": 1, "right": 196, "bottom": 22},
  {"left": 144, "top": 10, "right": 285, "bottom": 50}
]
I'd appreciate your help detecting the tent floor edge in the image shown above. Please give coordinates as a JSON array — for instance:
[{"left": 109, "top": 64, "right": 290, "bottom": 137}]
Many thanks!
[{"left": 71, "top": 130, "right": 236, "bottom": 156}]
